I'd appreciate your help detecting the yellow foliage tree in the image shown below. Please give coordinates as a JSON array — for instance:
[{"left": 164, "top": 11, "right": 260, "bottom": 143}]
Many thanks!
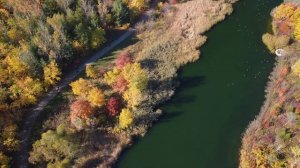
[
  {"left": 291, "top": 7, "right": 300, "bottom": 24},
  {"left": 86, "top": 64, "right": 98, "bottom": 79},
  {"left": 0, "top": 152, "right": 11, "bottom": 168},
  {"left": 87, "top": 87, "right": 105, "bottom": 107},
  {"left": 119, "top": 108, "right": 133, "bottom": 129},
  {"left": 122, "top": 63, "right": 148, "bottom": 91},
  {"left": 70, "top": 78, "right": 90, "bottom": 97},
  {"left": 4, "top": 49, "right": 28, "bottom": 77},
  {"left": 121, "top": 63, "right": 148, "bottom": 108},
  {"left": 294, "top": 20, "right": 300, "bottom": 41},
  {"left": 103, "top": 68, "right": 121, "bottom": 85},
  {"left": 129, "top": 0, "right": 145, "bottom": 11},
  {"left": 44, "top": 60, "right": 62, "bottom": 86},
  {"left": 123, "top": 87, "right": 142, "bottom": 108},
  {"left": 7, "top": 28, "right": 24, "bottom": 42},
  {"left": 292, "top": 59, "right": 300, "bottom": 77},
  {"left": 273, "top": 3, "right": 296, "bottom": 20},
  {"left": 9, "top": 76, "right": 43, "bottom": 107},
  {"left": 2, "top": 124, "right": 20, "bottom": 152}
]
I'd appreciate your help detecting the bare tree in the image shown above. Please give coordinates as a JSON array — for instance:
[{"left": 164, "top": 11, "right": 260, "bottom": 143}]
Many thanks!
[
  {"left": 80, "top": 0, "right": 95, "bottom": 18},
  {"left": 57, "top": 0, "right": 74, "bottom": 12}
]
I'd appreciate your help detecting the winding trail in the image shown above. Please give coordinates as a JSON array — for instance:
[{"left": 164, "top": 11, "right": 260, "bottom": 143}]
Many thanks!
[{"left": 15, "top": 5, "right": 156, "bottom": 167}]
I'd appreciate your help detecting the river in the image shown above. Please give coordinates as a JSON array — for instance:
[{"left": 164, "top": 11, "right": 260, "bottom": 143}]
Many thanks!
[{"left": 115, "top": 0, "right": 281, "bottom": 167}]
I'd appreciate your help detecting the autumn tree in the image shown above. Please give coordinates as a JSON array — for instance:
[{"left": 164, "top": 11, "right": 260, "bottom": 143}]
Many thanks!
[
  {"left": 119, "top": 108, "right": 133, "bottom": 129},
  {"left": 106, "top": 97, "right": 122, "bottom": 116},
  {"left": 87, "top": 87, "right": 105, "bottom": 107},
  {"left": 0, "top": 152, "right": 11, "bottom": 168},
  {"left": 123, "top": 87, "right": 143, "bottom": 108},
  {"left": 104, "top": 68, "right": 121, "bottom": 85},
  {"left": 291, "top": 7, "right": 300, "bottom": 24},
  {"left": 294, "top": 20, "right": 300, "bottom": 41},
  {"left": 121, "top": 63, "right": 148, "bottom": 108},
  {"left": 9, "top": 77, "right": 43, "bottom": 108},
  {"left": 86, "top": 64, "right": 98, "bottom": 79},
  {"left": 44, "top": 60, "right": 61, "bottom": 86},
  {"left": 2, "top": 124, "right": 20, "bottom": 152},
  {"left": 292, "top": 59, "right": 300, "bottom": 78},
  {"left": 115, "top": 51, "right": 132, "bottom": 69},
  {"left": 122, "top": 63, "right": 148, "bottom": 91},
  {"left": 4, "top": 49, "right": 29, "bottom": 78},
  {"left": 70, "top": 78, "right": 90, "bottom": 97},
  {"left": 129, "top": 0, "right": 146, "bottom": 11},
  {"left": 273, "top": 3, "right": 296, "bottom": 20}
]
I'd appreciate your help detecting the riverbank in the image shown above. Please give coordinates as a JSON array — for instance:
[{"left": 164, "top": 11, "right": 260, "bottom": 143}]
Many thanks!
[
  {"left": 240, "top": 2, "right": 300, "bottom": 167},
  {"left": 28, "top": 0, "right": 238, "bottom": 167}
]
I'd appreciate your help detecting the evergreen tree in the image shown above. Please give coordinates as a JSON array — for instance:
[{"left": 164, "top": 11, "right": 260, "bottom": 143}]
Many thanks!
[{"left": 112, "top": 0, "right": 129, "bottom": 26}]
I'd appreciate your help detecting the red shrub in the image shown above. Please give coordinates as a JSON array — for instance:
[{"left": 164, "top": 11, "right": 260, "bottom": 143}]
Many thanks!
[
  {"left": 279, "top": 66, "right": 290, "bottom": 77},
  {"left": 115, "top": 51, "right": 132, "bottom": 69},
  {"left": 98, "top": 66, "right": 106, "bottom": 77},
  {"left": 278, "top": 87, "right": 288, "bottom": 97},
  {"left": 277, "top": 20, "right": 292, "bottom": 36},
  {"left": 169, "top": 0, "right": 177, "bottom": 5},
  {"left": 106, "top": 97, "right": 122, "bottom": 116},
  {"left": 112, "top": 76, "right": 128, "bottom": 93}
]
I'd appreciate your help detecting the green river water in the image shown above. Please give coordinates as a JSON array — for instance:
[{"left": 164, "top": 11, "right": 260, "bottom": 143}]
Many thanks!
[{"left": 115, "top": 0, "right": 281, "bottom": 167}]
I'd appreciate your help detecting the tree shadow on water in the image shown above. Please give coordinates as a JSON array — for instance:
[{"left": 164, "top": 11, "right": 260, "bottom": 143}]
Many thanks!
[
  {"left": 167, "top": 95, "right": 197, "bottom": 105},
  {"left": 156, "top": 110, "right": 183, "bottom": 123},
  {"left": 177, "top": 76, "right": 206, "bottom": 91}
]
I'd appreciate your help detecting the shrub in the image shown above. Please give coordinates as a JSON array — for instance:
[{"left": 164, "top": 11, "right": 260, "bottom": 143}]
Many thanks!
[
  {"left": 112, "top": 75, "right": 128, "bottom": 93},
  {"left": 278, "top": 128, "right": 292, "bottom": 141},
  {"left": 262, "top": 33, "right": 290, "bottom": 53},
  {"left": 115, "top": 51, "right": 132, "bottom": 69}
]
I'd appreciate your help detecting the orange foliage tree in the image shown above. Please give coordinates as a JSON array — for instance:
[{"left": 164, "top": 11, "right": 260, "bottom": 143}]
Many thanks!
[{"left": 70, "top": 99, "right": 95, "bottom": 129}]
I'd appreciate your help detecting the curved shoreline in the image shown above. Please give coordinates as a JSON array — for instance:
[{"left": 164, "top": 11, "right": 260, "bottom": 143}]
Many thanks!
[
  {"left": 26, "top": 0, "right": 239, "bottom": 167},
  {"left": 240, "top": 1, "right": 300, "bottom": 167}
]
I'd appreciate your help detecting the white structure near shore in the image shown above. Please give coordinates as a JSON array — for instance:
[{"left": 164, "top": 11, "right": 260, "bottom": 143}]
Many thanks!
[{"left": 275, "top": 49, "right": 285, "bottom": 57}]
